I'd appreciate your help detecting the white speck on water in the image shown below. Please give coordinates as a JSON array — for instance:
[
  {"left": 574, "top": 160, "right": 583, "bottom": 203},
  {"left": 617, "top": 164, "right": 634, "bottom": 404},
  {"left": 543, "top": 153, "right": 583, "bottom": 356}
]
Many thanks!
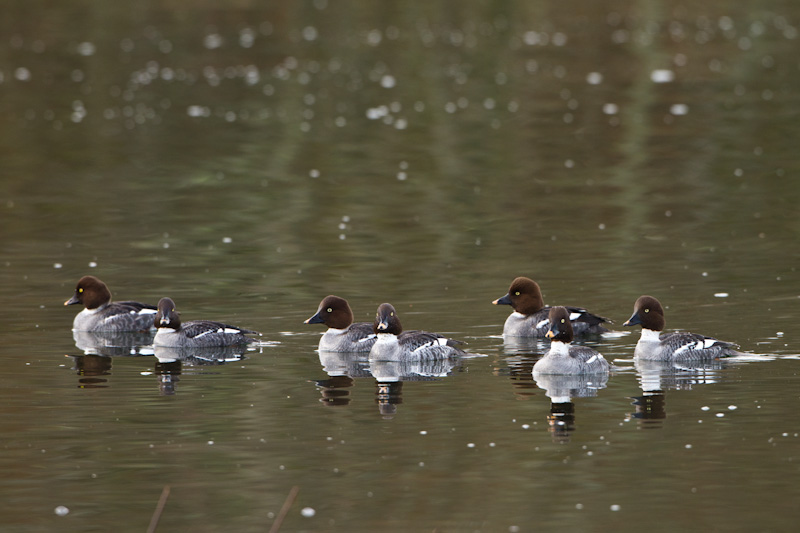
[
  {"left": 728, "top": 405, "right": 738, "bottom": 410},
  {"left": 309, "top": 169, "right": 320, "bottom": 178},
  {"left": 366, "top": 29, "right": 382, "bottom": 46},
  {"left": 575, "top": 503, "right": 584, "bottom": 510},
  {"left": 54, "top": 506, "right": 69, "bottom": 516},
  {"left": 716, "top": 413, "right": 725, "bottom": 418},
  {"left": 419, "top": 461, "right": 425, "bottom": 467},
  {"left": 586, "top": 72, "right": 603, "bottom": 84},
  {"left": 714, "top": 292, "right": 729, "bottom": 297},
  {"left": 670, "top": 103, "right": 689, "bottom": 115},
  {"left": 701, "top": 406, "right": 710, "bottom": 411},
  {"left": 701, "top": 272, "right": 708, "bottom": 277},
  {"left": 489, "top": 442, "right": 495, "bottom": 447},
  {"left": 54, "top": 263, "right": 62, "bottom": 269},
  {"left": 342, "top": 215, "right": 350, "bottom": 222},
  {"left": 204, "top": 33, "right": 223, "bottom": 50},
  {"left": 15, "top": 67, "right": 31, "bottom": 81},
  {"left": 77, "top": 41, "right": 96, "bottom": 56},
  {"left": 419, "top": 430, "right": 427, "bottom": 435},
  {"left": 734, "top": 168, "right": 744, "bottom": 177},
  {"left": 610, "top": 504, "right": 621, "bottom": 511},
  {"left": 338, "top": 234, "right": 346, "bottom": 240},
  {"left": 509, "top": 526, "right": 521, "bottom": 533},
  {"left": 207, "top": 440, "right": 214, "bottom": 445},
  {"left": 777, "top": 332, "right": 784, "bottom": 337},
  {"left": 598, "top": 223, "right": 606, "bottom": 230},
  {"left": 301, "top": 507, "right": 316, "bottom": 518},
  {"left": 467, "top": 443, "right": 476, "bottom": 448},
  {"left": 565, "top": 159, "right": 574, "bottom": 168},
  {"left": 397, "top": 171, "right": 407, "bottom": 181},
  {"left": 521, "top": 424, "right": 530, "bottom": 430},
  {"left": 302, "top": 26, "right": 318, "bottom": 41},
  {"left": 88, "top": 262, "right": 97, "bottom": 268},
  {"left": 483, "top": 98, "right": 496, "bottom": 110},
  {"left": 602, "top": 103, "right": 619, "bottom": 115},
  {"left": 685, "top": 444, "right": 692, "bottom": 449},
  {"left": 380, "top": 75, "right": 396, "bottom": 88},
  {"left": 651, "top": 69, "right": 675, "bottom": 83},
  {"left": 222, "top": 237, "right": 232, "bottom": 244}
]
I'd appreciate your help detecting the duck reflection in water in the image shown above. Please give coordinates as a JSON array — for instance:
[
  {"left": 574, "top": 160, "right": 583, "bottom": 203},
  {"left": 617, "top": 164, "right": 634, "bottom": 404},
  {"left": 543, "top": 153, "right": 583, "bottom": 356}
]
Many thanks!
[
  {"left": 152, "top": 346, "right": 248, "bottom": 396},
  {"left": 314, "top": 351, "right": 372, "bottom": 407},
  {"left": 627, "top": 358, "right": 727, "bottom": 427},
  {"left": 67, "top": 354, "right": 113, "bottom": 389},
  {"left": 67, "top": 330, "right": 156, "bottom": 389},
  {"left": 533, "top": 373, "right": 609, "bottom": 443},
  {"left": 369, "top": 358, "right": 462, "bottom": 418}
]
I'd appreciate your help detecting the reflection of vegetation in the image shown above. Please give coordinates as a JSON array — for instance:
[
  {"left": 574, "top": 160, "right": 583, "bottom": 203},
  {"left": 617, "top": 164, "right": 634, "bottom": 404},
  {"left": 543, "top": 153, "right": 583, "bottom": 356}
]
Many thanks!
[{"left": 1, "top": 2, "right": 798, "bottom": 300}]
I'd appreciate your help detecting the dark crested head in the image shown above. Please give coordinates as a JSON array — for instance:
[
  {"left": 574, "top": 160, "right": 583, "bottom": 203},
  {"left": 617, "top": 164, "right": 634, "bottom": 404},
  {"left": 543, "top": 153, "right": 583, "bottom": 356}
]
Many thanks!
[
  {"left": 155, "top": 297, "right": 181, "bottom": 330},
  {"left": 492, "top": 276, "right": 545, "bottom": 315},
  {"left": 64, "top": 275, "right": 112, "bottom": 309},
  {"left": 545, "top": 306, "right": 574, "bottom": 343},
  {"left": 373, "top": 303, "right": 403, "bottom": 335},
  {"left": 305, "top": 295, "right": 354, "bottom": 329},
  {"left": 623, "top": 295, "right": 665, "bottom": 331}
]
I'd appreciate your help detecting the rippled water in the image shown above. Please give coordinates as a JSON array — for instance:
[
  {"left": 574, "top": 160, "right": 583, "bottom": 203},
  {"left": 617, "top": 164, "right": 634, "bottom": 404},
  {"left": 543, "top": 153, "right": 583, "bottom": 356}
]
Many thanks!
[{"left": 2, "top": 1, "right": 800, "bottom": 531}]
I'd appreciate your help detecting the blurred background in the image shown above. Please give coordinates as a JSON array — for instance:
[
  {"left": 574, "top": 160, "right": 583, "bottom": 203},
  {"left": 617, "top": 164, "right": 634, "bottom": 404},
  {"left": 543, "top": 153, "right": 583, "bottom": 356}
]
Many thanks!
[{"left": 1, "top": 1, "right": 799, "bottom": 531}]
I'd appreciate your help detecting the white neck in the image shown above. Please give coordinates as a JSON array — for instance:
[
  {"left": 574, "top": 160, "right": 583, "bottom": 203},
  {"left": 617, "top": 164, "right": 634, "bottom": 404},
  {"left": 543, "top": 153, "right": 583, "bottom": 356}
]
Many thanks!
[
  {"left": 639, "top": 328, "right": 661, "bottom": 342},
  {"left": 548, "top": 340, "right": 571, "bottom": 356}
]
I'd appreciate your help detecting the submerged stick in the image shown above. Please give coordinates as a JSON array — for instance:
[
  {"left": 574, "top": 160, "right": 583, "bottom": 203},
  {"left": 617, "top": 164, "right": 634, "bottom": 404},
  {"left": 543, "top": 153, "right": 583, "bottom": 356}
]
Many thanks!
[
  {"left": 269, "top": 485, "right": 300, "bottom": 533},
  {"left": 147, "top": 485, "right": 171, "bottom": 533}
]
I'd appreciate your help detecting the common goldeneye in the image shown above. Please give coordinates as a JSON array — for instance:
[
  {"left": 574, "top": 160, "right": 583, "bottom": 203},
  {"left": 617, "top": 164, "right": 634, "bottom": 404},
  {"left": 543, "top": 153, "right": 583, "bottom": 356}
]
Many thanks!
[
  {"left": 64, "top": 275, "right": 157, "bottom": 332},
  {"left": 305, "top": 295, "right": 377, "bottom": 352},
  {"left": 153, "top": 297, "right": 261, "bottom": 347},
  {"left": 623, "top": 295, "right": 741, "bottom": 360},
  {"left": 493, "top": 277, "right": 610, "bottom": 337},
  {"left": 369, "top": 303, "right": 465, "bottom": 361},
  {"left": 532, "top": 307, "right": 610, "bottom": 375}
]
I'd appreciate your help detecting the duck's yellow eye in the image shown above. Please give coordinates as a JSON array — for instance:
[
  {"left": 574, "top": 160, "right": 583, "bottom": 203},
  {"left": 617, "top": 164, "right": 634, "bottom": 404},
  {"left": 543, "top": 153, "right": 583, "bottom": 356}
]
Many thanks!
[
  {"left": 561, "top": 318, "right": 565, "bottom": 323},
  {"left": 79, "top": 288, "right": 83, "bottom": 293},
  {"left": 390, "top": 312, "right": 394, "bottom": 316},
  {"left": 327, "top": 308, "right": 332, "bottom": 313},
  {"left": 515, "top": 291, "right": 520, "bottom": 296},
  {"left": 644, "top": 308, "right": 649, "bottom": 313}
]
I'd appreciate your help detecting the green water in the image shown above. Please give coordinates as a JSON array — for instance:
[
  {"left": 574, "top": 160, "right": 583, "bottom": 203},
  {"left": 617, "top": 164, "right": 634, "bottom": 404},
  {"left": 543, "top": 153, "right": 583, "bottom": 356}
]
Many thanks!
[{"left": 2, "top": 1, "right": 800, "bottom": 531}]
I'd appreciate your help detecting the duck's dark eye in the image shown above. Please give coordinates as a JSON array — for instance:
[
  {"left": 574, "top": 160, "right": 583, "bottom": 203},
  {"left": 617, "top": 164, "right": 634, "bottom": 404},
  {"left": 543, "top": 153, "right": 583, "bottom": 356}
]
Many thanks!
[{"left": 327, "top": 307, "right": 332, "bottom": 313}]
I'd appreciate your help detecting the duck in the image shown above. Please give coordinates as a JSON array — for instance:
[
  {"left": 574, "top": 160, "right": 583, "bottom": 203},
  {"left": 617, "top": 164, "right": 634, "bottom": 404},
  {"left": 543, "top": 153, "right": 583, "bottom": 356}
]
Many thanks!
[
  {"left": 623, "top": 295, "right": 741, "bottom": 360},
  {"left": 493, "top": 276, "right": 610, "bottom": 337},
  {"left": 304, "top": 295, "right": 376, "bottom": 352},
  {"left": 153, "top": 297, "right": 261, "bottom": 347},
  {"left": 533, "top": 307, "right": 611, "bottom": 374},
  {"left": 64, "top": 275, "right": 157, "bottom": 332},
  {"left": 369, "top": 303, "right": 465, "bottom": 361}
]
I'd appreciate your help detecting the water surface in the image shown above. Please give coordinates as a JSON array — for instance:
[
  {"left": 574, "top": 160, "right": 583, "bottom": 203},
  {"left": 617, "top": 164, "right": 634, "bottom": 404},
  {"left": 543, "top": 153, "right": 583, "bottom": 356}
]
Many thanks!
[{"left": 2, "top": 1, "right": 800, "bottom": 531}]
